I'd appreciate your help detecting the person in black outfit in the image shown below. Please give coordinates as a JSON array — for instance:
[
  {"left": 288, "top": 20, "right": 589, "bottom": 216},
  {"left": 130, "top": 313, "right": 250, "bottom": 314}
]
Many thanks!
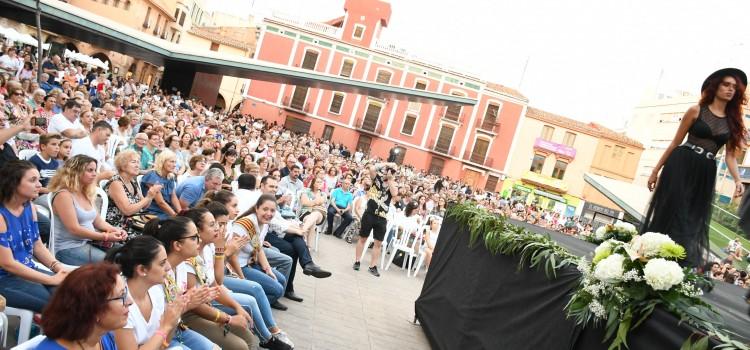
[
  {"left": 645, "top": 68, "right": 747, "bottom": 268},
  {"left": 353, "top": 162, "right": 398, "bottom": 277}
]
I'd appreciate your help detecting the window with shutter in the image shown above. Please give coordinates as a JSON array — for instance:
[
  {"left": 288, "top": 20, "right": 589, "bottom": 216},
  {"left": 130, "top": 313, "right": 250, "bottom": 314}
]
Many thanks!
[
  {"left": 541, "top": 125, "right": 554, "bottom": 140},
  {"left": 444, "top": 92, "right": 464, "bottom": 121},
  {"left": 415, "top": 81, "right": 427, "bottom": 90},
  {"left": 290, "top": 86, "right": 308, "bottom": 110},
  {"left": 485, "top": 175, "right": 499, "bottom": 192},
  {"left": 376, "top": 70, "right": 392, "bottom": 84},
  {"left": 361, "top": 102, "right": 382, "bottom": 132},
  {"left": 563, "top": 132, "right": 576, "bottom": 147},
  {"left": 329, "top": 93, "right": 344, "bottom": 114},
  {"left": 356, "top": 135, "right": 372, "bottom": 153},
  {"left": 340, "top": 59, "right": 354, "bottom": 78},
  {"left": 353, "top": 25, "right": 365, "bottom": 40},
  {"left": 470, "top": 138, "right": 490, "bottom": 164},
  {"left": 301, "top": 51, "right": 318, "bottom": 70},
  {"left": 552, "top": 160, "right": 568, "bottom": 179},
  {"left": 408, "top": 81, "right": 427, "bottom": 111},
  {"left": 482, "top": 104, "right": 499, "bottom": 131},
  {"left": 401, "top": 114, "right": 417, "bottom": 135},
  {"left": 428, "top": 157, "right": 445, "bottom": 175},
  {"left": 435, "top": 126, "right": 454, "bottom": 153},
  {"left": 283, "top": 116, "right": 311, "bottom": 134},
  {"left": 322, "top": 125, "right": 334, "bottom": 141}
]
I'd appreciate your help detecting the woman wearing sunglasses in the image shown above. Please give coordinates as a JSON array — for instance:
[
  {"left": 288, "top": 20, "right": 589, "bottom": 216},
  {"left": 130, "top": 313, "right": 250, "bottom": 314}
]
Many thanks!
[{"left": 36, "top": 262, "right": 127, "bottom": 350}]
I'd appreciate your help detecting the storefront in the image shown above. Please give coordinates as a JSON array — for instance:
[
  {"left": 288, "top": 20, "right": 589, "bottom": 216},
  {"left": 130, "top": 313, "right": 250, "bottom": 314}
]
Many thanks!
[
  {"left": 502, "top": 181, "right": 580, "bottom": 218},
  {"left": 580, "top": 201, "right": 622, "bottom": 228}
]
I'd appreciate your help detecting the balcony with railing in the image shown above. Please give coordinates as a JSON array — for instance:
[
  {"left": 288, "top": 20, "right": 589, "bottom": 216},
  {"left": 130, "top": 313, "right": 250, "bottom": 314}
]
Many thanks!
[
  {"left": 476, "top": 117, "right": 501, "bottom": 134},
  {"left": 270, "top": 12, "right": 342, "bottom": 38}
]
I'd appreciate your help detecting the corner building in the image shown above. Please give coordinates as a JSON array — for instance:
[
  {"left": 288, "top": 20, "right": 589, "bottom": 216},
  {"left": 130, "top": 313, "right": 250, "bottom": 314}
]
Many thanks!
[{"left": 241, "top": 0, "right": 528, "bottom": 192}]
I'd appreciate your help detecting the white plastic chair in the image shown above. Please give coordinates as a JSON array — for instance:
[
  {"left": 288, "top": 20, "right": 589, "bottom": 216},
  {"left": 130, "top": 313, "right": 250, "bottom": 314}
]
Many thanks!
[
  {"left": 11, "top": 335, "right": 45, "bottom": 349},
  {"left": 17, "top": 149, "right": 37, "bottom": 161},
  {"left": 358, "top": 208, "right": 402, "bottom": 270},
  {"left": 0, "top": 309, "right": 8, "bottom": 347},
  {"left": 95, "top": 187, "right": 109, "bottom": 219},
  {"left": 46, "top": 193, "right": 80, "bottom": 271},
  {"left": 5, "top": 307, "right": 33, "bottom": 345},
  {"left": 385, "top": 220, "right": 423, "bottom": 277}
]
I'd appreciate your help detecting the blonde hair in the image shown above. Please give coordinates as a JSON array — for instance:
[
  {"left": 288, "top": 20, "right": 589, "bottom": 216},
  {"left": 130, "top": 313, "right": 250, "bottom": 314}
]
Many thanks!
[
  {"left": 114, "top": 149, "right": 139, "bottom": 173},
  {"left": 154, "top": 149, "right": 176, "bottom": 179},
  {"left": 48, "top": 154, "right": 97, "bottom": 202}
]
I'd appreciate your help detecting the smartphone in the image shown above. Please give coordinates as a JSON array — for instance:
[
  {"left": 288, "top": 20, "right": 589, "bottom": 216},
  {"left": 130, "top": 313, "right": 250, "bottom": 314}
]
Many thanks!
[{"left": 34, "top": 117, "right": 47, "bottom": 127}]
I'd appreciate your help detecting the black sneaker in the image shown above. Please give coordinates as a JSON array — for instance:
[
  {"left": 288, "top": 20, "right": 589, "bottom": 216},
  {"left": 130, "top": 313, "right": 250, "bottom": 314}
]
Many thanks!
[
  {"left": 368, "top": 266, "right": 380, "bottom": 277},
  {"left": 353, "top": 261, "right": 360, "bottom": 271},
  {"left": 260, "top": 335, "right": 293, "bottom": 350}
]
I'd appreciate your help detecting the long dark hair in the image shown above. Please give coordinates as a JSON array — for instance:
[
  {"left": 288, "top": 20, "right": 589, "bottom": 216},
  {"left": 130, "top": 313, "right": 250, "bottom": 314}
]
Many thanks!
[
  {"left": 0, "top": 160, "right": 36, "bottom": 203},
  {"left": 700, "top": 73, "right": 748, "bottom": 153},
  {"left": 237, "top": 193, "right": 276, "bottom": 219},
  {"left": 104, "top": 235, "right": 164, "bottom": 278}
]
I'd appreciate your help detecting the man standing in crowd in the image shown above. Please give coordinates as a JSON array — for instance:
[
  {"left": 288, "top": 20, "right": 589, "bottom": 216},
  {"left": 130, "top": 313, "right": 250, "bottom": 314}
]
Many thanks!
[
  {"left": 326, "top": 178, "right": 354, "bottom": 238},
  {"left": 42, "top": 54, "right": 61, "bottom": 85},
  {"left": 354, "top": 162, "right": 398, "bottom": 277}
]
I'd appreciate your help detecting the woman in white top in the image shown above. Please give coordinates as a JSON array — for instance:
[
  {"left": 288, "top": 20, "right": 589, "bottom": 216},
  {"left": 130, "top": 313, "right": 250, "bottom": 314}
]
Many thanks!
[
  {"left": 144, "top": 216, "right": 255, "bottom": 350},
  {"left": 180, "top": 208, "right": 292, "bottom": 350},
  {"left": 106, "top": 235, "right": 216, "bottom": 350}
]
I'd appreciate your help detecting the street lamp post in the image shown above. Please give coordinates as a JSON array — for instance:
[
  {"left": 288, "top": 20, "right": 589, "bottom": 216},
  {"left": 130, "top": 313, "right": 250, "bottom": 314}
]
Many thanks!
[{"left": 35, "top": 0, "right": 43, "bottom": 83}]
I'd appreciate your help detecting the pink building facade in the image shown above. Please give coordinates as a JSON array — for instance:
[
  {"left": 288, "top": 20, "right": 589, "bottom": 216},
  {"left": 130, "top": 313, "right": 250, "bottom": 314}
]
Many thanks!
[{"left": 241, "top": 0, "right": 528, "bottom": 192}]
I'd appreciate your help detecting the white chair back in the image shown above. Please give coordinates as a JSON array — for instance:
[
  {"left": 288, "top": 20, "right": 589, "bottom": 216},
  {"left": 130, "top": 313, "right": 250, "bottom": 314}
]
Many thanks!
[
  {"left": 17, "top": 149, "right": 37, "bottom": 160},
  {"left": 95, "top": 187, "right": 109, "bottom": 219},
  {"left": 11, "top": 335, "right": 45, "bottom": 350},
  {"left": 47, "top": 193, "right": 56, "bottom": 254}
]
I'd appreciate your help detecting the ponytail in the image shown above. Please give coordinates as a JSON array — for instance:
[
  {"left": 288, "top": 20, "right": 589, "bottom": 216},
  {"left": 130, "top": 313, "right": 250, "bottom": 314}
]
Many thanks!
[
  {"left": 144, "top": 216, "right": 194, "bottom": 253},
  {"left": 104, "top": 236, "right": 163, "bottom": 278}
]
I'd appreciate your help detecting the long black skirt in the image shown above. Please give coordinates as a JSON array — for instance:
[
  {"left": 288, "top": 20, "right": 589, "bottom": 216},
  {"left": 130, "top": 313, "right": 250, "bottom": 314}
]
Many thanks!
[{"left": 641, "top": 146, "right": 716, "bottom": 267}]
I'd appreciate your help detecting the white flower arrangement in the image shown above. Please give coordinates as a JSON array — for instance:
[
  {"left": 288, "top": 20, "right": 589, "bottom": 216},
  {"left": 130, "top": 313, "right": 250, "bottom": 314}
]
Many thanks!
[
  {"left": 643, "top": 258, "right": 684, "bottom": 291},
  {"left": 566, "top": 231, "right": 715, "bottom": 350},
  {"left": 593, "top": 253, "right": 625, "bottom": 283}
]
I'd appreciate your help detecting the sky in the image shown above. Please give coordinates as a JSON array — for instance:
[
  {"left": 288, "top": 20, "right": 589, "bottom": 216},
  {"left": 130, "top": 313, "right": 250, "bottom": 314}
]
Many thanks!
[{"left": 208, "top": 0, "right": 750, "bottom": 130}]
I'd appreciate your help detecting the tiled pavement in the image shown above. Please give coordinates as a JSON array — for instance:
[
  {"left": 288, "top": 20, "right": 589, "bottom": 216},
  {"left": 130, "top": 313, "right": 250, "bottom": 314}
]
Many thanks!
[{"left": 272, "top": 233, "right": 431, "bottom": 350}]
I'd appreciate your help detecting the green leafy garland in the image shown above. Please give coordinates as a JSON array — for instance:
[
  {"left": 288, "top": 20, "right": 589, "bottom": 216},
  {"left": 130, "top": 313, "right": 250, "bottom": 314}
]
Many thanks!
[{"left": 446, "top": 202, "right": 749, "bottom": 350}]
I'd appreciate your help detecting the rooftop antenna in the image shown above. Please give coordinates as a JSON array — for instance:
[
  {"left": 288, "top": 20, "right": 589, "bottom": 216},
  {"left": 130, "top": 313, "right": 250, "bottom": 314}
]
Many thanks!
[{"left": 518, "top": 55, "right": 530, "bottom": 90}]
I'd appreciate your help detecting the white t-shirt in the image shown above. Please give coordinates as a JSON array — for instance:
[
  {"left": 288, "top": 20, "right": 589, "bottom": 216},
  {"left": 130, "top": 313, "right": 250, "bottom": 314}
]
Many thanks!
[
  {"left": 235, "top": 189, "right": 261, "bottom": 215},
  {"left": 176, "top": 244, "right": 216, "bottom": 286},
  {"left": 48, "top": 113, "right": 83, "bottom": 135},
  {"left": 125, "top": 285, "right": 165, "bottom": 345},
  {"left": 70, "top": 136, "right": 113, "bottom": 171}
]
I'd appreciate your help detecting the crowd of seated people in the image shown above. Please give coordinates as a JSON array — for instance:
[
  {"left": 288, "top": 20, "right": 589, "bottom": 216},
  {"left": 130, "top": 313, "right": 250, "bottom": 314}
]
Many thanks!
[{"left": 0, "top": 49, "right": 466, "bottom": 348}]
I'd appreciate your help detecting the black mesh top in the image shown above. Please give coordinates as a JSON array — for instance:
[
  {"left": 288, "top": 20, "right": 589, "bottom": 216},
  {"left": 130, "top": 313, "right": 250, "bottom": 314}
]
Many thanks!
[{"left": 686, "top": 106, "right": 730, "bottom": 154}]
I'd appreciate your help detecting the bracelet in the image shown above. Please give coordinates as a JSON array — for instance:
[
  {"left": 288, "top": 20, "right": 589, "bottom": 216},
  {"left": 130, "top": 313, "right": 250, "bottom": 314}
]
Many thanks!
[
  {"left": 154, "top": 330, "right": 169, "bottom": 348},
  {"left": 215, "top": 247, "right": 226, "bottom": 254},
  {"left": 214, "top": 254, "right": 225, "bottom": 260},
  {"left": 49, "top": 261, "right": 60, "bottom": 272},
  {"left": 213, "top": 309, "right": 222, "bottom": 323}
]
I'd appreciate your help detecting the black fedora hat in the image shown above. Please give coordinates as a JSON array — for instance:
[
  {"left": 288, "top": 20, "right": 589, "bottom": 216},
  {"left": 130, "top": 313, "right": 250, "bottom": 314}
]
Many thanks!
[{"left": 702, "top": 68, "right": 747, "bottom": 92}]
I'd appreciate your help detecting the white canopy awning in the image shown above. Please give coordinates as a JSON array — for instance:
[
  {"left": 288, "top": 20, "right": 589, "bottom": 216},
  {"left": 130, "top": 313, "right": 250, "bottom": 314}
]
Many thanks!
[{"left": 583, "top": 173, "right": 653, "bottom": 222}]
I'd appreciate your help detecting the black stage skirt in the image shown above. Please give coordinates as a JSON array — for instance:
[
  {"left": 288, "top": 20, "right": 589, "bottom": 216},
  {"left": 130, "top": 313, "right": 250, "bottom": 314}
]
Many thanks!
[{"left": 642, "top": 146, "right": 716, "bottom": 267}]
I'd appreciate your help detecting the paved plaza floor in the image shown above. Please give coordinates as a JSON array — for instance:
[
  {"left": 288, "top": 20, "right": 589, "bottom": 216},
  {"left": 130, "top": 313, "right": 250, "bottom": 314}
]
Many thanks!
[{"left": 273, "top": 233, "right": 431, "bottom": 350}]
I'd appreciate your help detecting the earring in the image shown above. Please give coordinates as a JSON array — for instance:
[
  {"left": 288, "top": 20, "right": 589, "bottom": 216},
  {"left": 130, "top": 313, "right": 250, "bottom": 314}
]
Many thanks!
[{"left": 142, "top": 273, "right": 147, "bottom": 277}]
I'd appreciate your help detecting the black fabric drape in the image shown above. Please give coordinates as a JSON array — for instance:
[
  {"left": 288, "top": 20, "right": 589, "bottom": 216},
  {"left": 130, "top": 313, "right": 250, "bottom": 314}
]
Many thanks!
[{"left": 415, "top": 216, "right": 746, "bottom": 350}]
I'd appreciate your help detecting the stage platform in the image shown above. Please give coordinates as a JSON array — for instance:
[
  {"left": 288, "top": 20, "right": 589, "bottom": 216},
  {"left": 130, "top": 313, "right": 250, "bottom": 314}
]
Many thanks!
[{"left": 415, "top": 217, "right": 750, "bottom": 350}]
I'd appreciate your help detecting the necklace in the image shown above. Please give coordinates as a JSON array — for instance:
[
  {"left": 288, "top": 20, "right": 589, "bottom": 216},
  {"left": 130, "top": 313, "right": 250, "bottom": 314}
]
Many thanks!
[{"left": 76, "top": 339, "right": 101, "bottom": 350}]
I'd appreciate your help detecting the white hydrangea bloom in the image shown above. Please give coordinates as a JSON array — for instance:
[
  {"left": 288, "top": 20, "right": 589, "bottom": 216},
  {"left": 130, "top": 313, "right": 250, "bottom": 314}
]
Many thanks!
[
  {"left": 594, "top": 225, "right": 608, "bottom": 240},
  {"left": 630, "top": 232, "right": 674, "bottom": 258},
  {"left": 593, "top": 254, "right": 625, "bottom": 283},
  {"left": 614, "top": 221, "right": 637, "bottom": 233},
  {"left": 643, "top": 258, "right": 684, "bottom": 291}
]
